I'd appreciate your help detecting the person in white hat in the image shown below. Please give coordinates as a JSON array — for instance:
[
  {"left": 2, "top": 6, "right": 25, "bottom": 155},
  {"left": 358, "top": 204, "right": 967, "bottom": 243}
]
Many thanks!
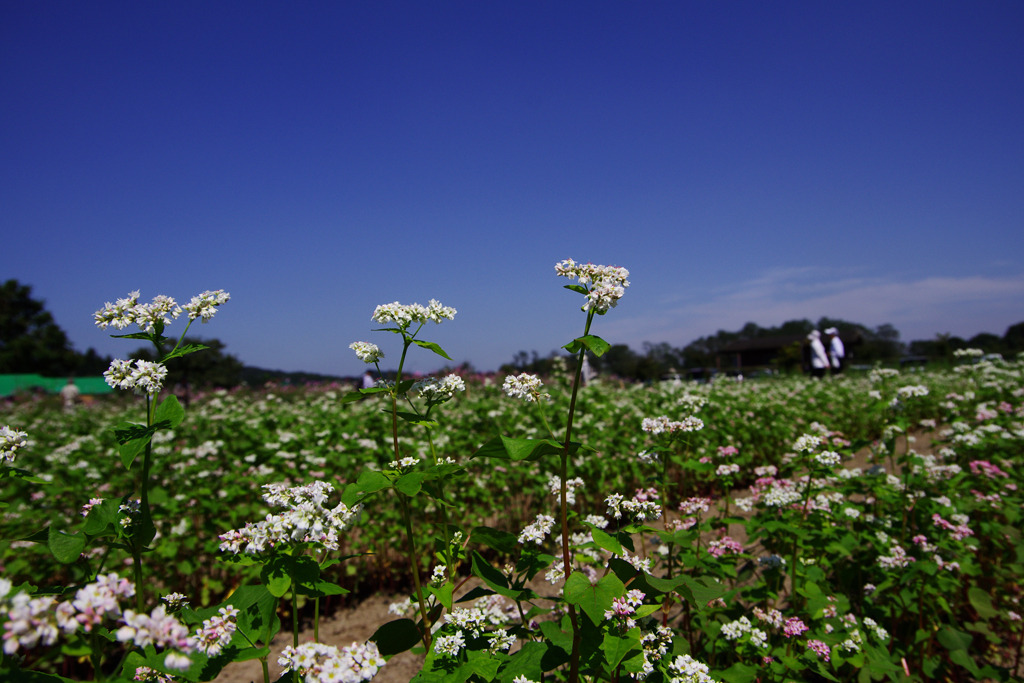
[
  {"left": 825, "top": 327, "right": 845, "bottom": 375},
  {"left": 807, "top": 330, "right": 830, "bottom": 378}
]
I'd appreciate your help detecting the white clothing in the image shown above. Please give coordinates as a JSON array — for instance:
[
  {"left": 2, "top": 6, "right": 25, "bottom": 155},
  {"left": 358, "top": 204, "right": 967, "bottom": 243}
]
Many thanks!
[
  {"left": 809, "top": 337, "right": 830, "bottom": 370},
  {"left": 829, "top": 336, "right": 845, "bottom": 367}
]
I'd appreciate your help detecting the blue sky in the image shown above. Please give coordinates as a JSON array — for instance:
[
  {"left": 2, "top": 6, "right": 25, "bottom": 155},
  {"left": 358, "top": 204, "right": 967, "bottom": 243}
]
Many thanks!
[{"left": 4, "top": 1, "right": 1023, "bottom": 376}]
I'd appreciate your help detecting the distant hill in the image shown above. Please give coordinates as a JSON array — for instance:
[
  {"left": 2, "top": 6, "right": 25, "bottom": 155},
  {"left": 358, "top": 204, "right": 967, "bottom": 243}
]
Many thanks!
[{"left": 239, "top": 365, "right": 354, "bottom": 387}]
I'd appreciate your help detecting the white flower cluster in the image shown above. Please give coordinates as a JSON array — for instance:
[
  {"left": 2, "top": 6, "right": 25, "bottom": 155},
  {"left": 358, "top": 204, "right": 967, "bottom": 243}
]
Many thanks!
[
  {"left": 953, "top": 348, "right": 984, "bottom": 358},
  {"left": 218, "top": 481, "right": 361, "bottom": 556},
  {"left": 349, "top": 341, "right": 384, "bottom": 364},
  {"left": 518, "top": 513, "right": 556, "bottom": 544},
  {"left": 103, "top": 358, "right": 169, "bottom": 396},
  {"left": 895, "top": 385, "right": 930, "bottom": 400},
  {"left": 1, "top": 425, "right": 28, "bottom": 463},
  {"left": 278, "top": 640, "right": 385, "bottom": 683},
  {"left": 667, "top": 653, "right": 718, "bottom": 683},
  {"left": 877, "top": 544, "right": 915, "bottom": 569},
  {"left": 793, "top": 434, "right": 822, "bottom": 453},
  {"left": 605, "top": 492, "right": 662, "bottom": 522},
  {"left": 502, "top": 373, "right": 546, "bottom": 402},
  {"left": 190, "top": 605, "right": 239, "bottom": 657},
  {"left": 720, "top": 615, "right": 768, "bottom": 648},
  {"left": 1, "top": 573, "right": 192, "bottom": 668},
  {"left": 554, "top": 259, "right": 630, "bottom": 314},
  {"left": 371, "top": 299, "right": 456, "bottom": 328},
  {"left": 388, "top": 457, "right": 420, "bottom": 471},
  {"left": 413, "top": 374, "right": 466, "bottom": 404},
  {"left": 116, "top": 605, "right": 194, "bottom": 670},
  {"left": 547, "top": 475, "right": 585, "bottom": 505},
  {"left": 814, "top": 451, "right": 842, "bottom": 467},
  {"left": 868, "top": 368, "right": 900, "bottom": 383},
  {"left": 182, "top": 290, "right": 230, "bottom": 323},
  {"left": 641, "top": 415, "right": 704, "bottom": 436}
]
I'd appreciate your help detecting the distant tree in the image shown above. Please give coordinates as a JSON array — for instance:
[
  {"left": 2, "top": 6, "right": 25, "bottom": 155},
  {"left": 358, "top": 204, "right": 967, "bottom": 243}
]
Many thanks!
[
  {"left": 967, "top": 332, "right": 1004, "bottom": 354},
  {"left": 596, "top": 344, "right": 639, "bottom": 379},
  {"left": 0, "top": 279, "right": 109, "bottom": 376},
  {"left": 1004, "top": 322, "right": 1024, "bottom": 355}
]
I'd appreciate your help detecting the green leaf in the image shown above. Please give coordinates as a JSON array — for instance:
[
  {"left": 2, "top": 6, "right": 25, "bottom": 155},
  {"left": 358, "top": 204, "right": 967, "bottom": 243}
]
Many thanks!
[
  {"left": 395, "top": 472, "right": 428, "bottom": 496},
  {"left": 154, "top": 394, "right": 185, "bottom": 429},
  {"left": 561, "top": 334, "right": 611, "bottom": 357},
  {"left": 427, "top": 581, "right": 454, "bottom": 610},
  {"left": 81, "top": 497, "right": 122, "bottom": 536},
  {"left": 472, "top": 436, "right": 563, "bottom": 462},
  {"left": 590, "top": 527, "right": 623, "bottom": 556},
  {"left": 161, "top": 342, "right": 210, "bottom": 363},
  {"left": 112, "top": 422, "right": 156, "bottom": 470},
  {"left": 371, "top": 618, "right": 422, "bottom": 656},
  {"left": 412, "top": 339, "right": 452, "bottom": 360},
  {"left": 48, "top": 527, "right": 86, "bottom": 564},
  {"left": 602, "top": 628, "right": 640, "bottom": 668},
  {"left": 470, "top": 551, "right": 519, "bottom": 599},
  {"left": 539, "top": 619, "right": 573, "bottom": 654},
  {"left": 298, "top": 578, "right": 348, "bottom": 598},
  {"left": 472, "top": 526, "right": 519, "bottom": 554},
  {"left": 396, "top": 411, "right": 438, "bottom": 428},
  {"left": 563, "top": 571, "right": 624, "bottom": 626},
  {"left": 937, "top": 626, "right": 973, "bottom": 651},
  {"left": 353, "top": 470, "right": 393, "bottom": 495},
  {"left": 967, "top": 586, "right": 998, "bottom": 619}
]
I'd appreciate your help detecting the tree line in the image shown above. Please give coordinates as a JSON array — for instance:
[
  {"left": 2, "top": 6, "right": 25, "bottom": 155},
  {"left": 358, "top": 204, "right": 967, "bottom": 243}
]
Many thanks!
[{"left": 502, "top": 317, "right": 1024, "bottom": 382}]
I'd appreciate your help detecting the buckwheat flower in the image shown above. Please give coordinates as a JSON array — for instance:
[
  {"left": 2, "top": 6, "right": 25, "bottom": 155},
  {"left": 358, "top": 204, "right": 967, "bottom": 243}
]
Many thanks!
[
  {"left": 716, "top": 463, "right": 740, "bottom": 477},
  {"left": 190, "top": 605, "right": 239, "bottom": 657},
  {"left": 161, "top": 593, "right": 189, "bottom": 611},
  {"left": 433, "top": 631, "right": 466, "bottom": 658},
  {"left": 814, "top": 451, "right": 842, "bottom": 467},
  {"left": 503, "top": 373, "right": 545, "bottom": 402},
  {"left": 182, "top": 289, "right": 230, "bottom": 322},
  {"left": 488, "top": 628, "right": 516, "bottom": 654},
  {"left": 388, "top": 456, "right": 420, "bottom": 471},
  {"left": 104, "top": 359, "right": 135, "bottom": 391},
  {"left": 1, "top": 425, "right": 28, "bottom": 463},
  {"left": 793, "top": 434, "right": 821, "bottom": 453},
  {"left": 130, "top": 360, "right": 168, "bottom": 395},
  {"left": 3, "top": 591, "right": 59, "bottom": 654},
  {"left": 414, "top": 374, "right": 465, "bottom": 404},
  {"left": 548, "top": 475, "right": 585, "bottom": 505},
  {"left": 116, "top": 604, "right": 193, "bottom": 653},
  {"left": 133, "top": 666, "right": 175, "bottom": 682},
  {"left": 81, "top": 498, "right": 103, "bottom": 516},
  {"left": 131, "top": 295, "right": 182, "bottom": 334},
  {"left": 518, "top": 514, "right": 555, "bottom": 544},
  {"left": 430, "top": 564, "right": 447, "bottom": 587},
  {"left": 554, "top": 259, "right": 630, "bottom": 314},
  {"left": 513, "top": 677, "right": 538, "bottom": 683},
  {"left": 94, "top": 291, "right": 140, "bottom": 329},
  {"left": 807, "top": 639, "right": 830, "bottom": 661},
  {"left": 350, "top": 341, "right": 384, "bottom": 364},
  {"left": 372, "top": 299, "right": 456, "bottom": 328},
  {"left": 279, "top": 641, "right": 384, "bottom": 682},
  {"left": 896, "top": 385, "right": 929, "bottom": 399},
  {"left": 707, "top": 536, "right": 743, "bottom": 557},
  {"left": 667, "top": 653, "right": 717, "bottom": 683},
  {"left": 783, "top": 616, "right": 809, "bottom": 638},
  {"left": 753, "top": 607, "right": 783, "bottom": 628}
]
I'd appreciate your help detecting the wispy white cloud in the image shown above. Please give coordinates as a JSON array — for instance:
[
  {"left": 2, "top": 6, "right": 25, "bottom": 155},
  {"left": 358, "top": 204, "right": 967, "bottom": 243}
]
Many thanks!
[{"left": 604, "top": 270, "right": 1024, "bottom": 347}]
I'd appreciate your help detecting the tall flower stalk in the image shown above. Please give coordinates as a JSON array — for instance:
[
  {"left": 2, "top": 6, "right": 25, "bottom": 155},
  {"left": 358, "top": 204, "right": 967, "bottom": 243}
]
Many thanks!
[
  {"left": 94, "top": 289, "right": 230, "bottom": 610},
  {"left": 552, "top": 259, "right": 630, "bottom": 682},
  {"left": 348, "top": 298, "right": 458, "bottom": 649}
]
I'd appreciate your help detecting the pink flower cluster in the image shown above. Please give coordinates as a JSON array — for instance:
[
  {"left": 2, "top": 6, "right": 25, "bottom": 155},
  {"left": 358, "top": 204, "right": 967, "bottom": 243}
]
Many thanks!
[{"left": 932, "top": 513, "right": 974, "bottom": 541}]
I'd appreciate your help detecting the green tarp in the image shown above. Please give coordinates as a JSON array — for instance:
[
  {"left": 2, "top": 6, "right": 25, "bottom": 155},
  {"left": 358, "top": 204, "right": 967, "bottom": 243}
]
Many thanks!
[{"left": 0, "top": 374, "right": 113, "bottom": 398}]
